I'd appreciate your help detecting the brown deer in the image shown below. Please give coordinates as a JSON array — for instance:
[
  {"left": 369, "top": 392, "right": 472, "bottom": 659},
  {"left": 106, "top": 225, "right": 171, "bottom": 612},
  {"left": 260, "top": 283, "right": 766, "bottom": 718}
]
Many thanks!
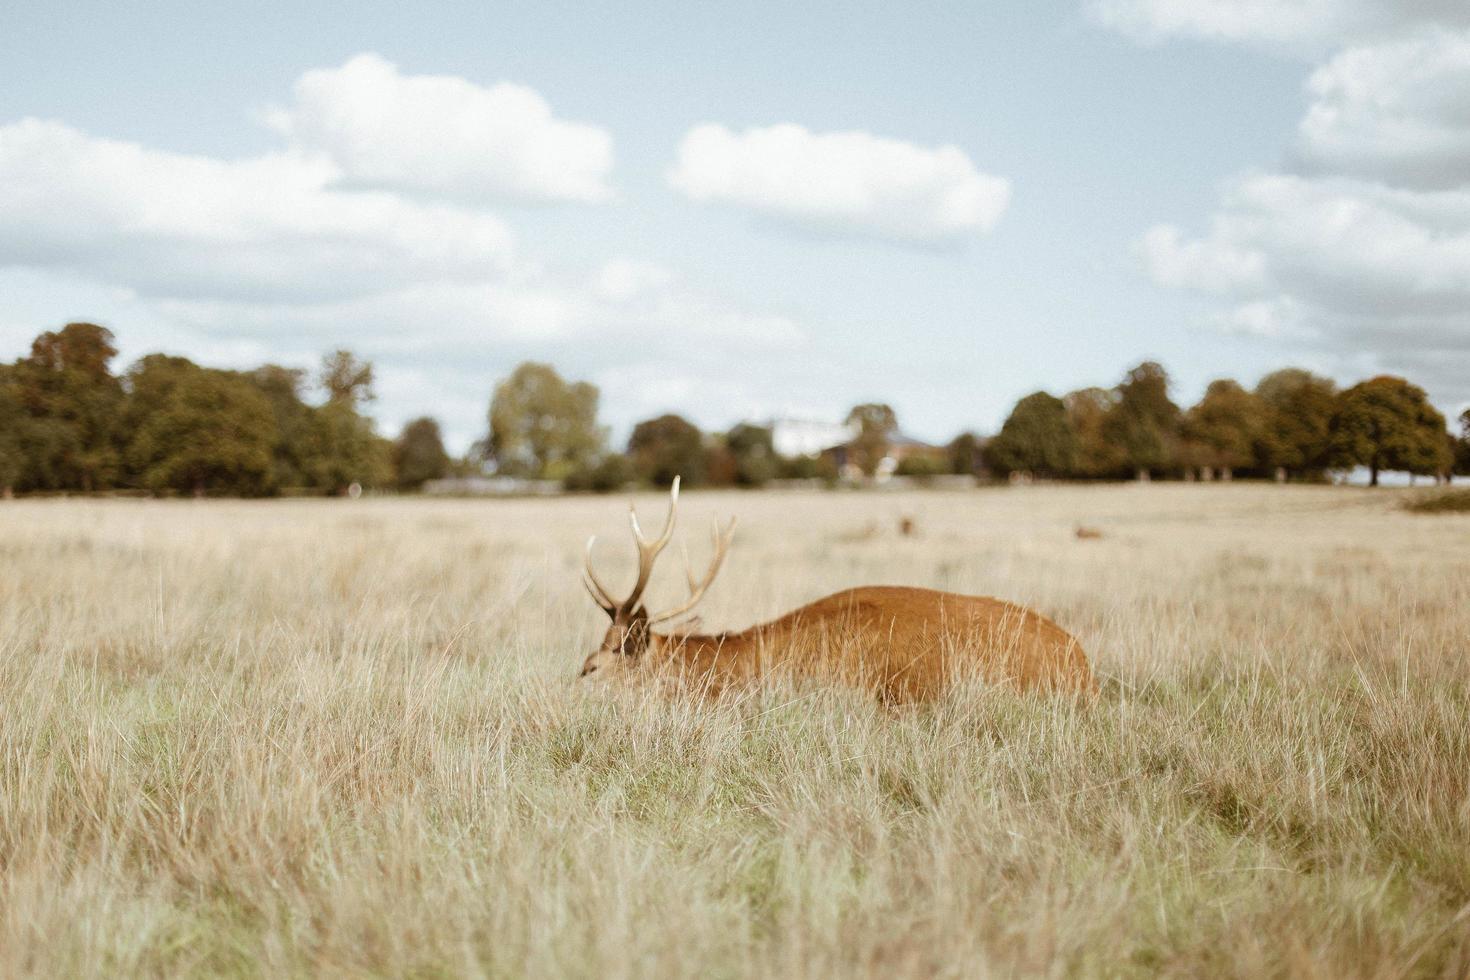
[{"left": 579, "top": 478, "right": 1096, "bottom": 701}]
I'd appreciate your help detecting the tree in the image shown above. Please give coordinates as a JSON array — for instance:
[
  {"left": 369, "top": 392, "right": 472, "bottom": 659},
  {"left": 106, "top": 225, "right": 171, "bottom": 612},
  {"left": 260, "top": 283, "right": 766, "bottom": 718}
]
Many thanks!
[
  {"left": 1064, "top": 387, "right": 1124, "bottom": 479},
  {"left": 946, "top": 431, "right": 982, "bottom": 476},
  {"left": 1329, "top": 376, "right": 1448, "bottom": 486},
  {"left": 724, "top": 423, "right": 777, "bottom": 486},
  {"left": 628, "top": 414, "right": 706, "bottom": 486},
  {"left": 1457, "top": 409, "right": 1470, "bottom": 477},
  {"left": 393, "top": 417, "right": 450, "bottom": 491},
  {"left": 1104, "top": 362, "right": 1180, "bottom": 480},
  {"left": 13, "top": 322, "right": 124, "bottom": 490},
  {"left": 564, "top": 453, "right": 634, "bottom": 493},
  {"left": 1181, "top": 379, "right": 1262, "bottom": 479},
  {"left": 123, "top": 355, "right": 278, "bottom": 496},
  {"left": 0, "top": 365, "right": 25, "bottom": 496},
  {"left": 487, "top": 362, "right": 603, "bottom": 479},
  {"left": 314, "top": 399, "right": 393, "bottom": 493},
  {"left": 984, "top": 392, "right": 1076, "bottom": 478},
  {"left": 320, "top": 350, "right": 375, "bottom": 407},
  {"left": 844, "top": 403, "right": 898, "bottom": 476},
  {"left": 1254, "top": 369, "right": 1337, "bottom": 480},
  {"left": 248, "top": 365, "right": 322, "bottom": 490}
]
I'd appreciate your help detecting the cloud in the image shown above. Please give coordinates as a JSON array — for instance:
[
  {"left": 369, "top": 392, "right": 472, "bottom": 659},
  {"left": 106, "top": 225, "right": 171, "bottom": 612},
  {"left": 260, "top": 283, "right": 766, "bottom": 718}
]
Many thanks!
[
  {"left": 668, "top": 123, "right": 1010, "bottom": 244},
  {"left": 0, "top": 64, "right": 803, "bottom": 451},
  {"left": 0, "top": 117, "right": 516, "bottom": 303},
  {"left": 1295, "top": 31, "right": 1470, "bottom": 189},
  {"left": 264, "top": 53, "right": 614, "bottom": 204},
  {"left": 1088, "top": 0, "right": 1470, "bottom": 47},
  {"left": 1142, "top": 174, "right": 1470, "bottom": 398},
  {"left": 1098, "top": 2, "right": 1470, "bottom": 408}
]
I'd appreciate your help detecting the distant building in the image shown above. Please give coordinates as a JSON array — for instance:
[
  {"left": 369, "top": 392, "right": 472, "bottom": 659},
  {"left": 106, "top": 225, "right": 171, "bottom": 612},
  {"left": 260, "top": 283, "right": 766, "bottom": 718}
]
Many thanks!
[
  {"left": 820, "top": 430, "right": 943, "bottom": 481},
  {"left": 769, "top": 418, "right": 858, "bottom": 458},
  {"left": 422, "top": 476, "right": 561, "bottom": 496}
]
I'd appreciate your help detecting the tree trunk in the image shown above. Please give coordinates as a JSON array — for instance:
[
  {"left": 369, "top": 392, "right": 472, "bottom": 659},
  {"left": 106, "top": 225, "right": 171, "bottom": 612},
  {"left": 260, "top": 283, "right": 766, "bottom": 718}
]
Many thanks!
[
  {"left": 1136, "top": 468, "right": 1150, "bottom": 483},
  {"left": 1201, "top": 467, "right": 1214, "bottom": 482},
  {"left": 1274, "top": 467, "right": 1286, "bottom": 484},
  {"left": 1370, "top": 462, "right": 1380, "bottom": 487},
  {"left": 1221, "top": 467, "right": 1232, "bottom": 482},
  {"left": 1, "top": 485, "right": 12, "bottom": 500}
]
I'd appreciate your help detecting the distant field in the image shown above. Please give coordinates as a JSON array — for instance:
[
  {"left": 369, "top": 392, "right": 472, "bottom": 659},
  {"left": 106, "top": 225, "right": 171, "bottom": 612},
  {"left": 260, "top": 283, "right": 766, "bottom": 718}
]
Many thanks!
[{"left": 2, "top": 485, "right": 1468, "bottom": 977}]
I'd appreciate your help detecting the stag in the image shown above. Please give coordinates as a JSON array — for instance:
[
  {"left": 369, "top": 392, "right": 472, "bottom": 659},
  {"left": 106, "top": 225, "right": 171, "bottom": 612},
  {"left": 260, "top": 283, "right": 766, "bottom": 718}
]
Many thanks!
[{"left": 580, "top": 478, "right": 1095, "bottom": 701}]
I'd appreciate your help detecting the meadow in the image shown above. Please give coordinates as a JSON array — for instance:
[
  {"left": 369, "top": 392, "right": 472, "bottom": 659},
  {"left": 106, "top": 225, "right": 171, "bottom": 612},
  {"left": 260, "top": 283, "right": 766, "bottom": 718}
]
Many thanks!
[{"left": 1, "top": 484, "right": 1467, "bottom": 978}]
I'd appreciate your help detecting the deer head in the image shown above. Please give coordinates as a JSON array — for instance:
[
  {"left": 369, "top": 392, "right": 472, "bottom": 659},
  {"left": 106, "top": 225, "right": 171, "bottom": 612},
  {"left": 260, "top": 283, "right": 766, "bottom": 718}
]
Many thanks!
[{"left": 579, "top": 476, "right": 736, "bottom": 678}]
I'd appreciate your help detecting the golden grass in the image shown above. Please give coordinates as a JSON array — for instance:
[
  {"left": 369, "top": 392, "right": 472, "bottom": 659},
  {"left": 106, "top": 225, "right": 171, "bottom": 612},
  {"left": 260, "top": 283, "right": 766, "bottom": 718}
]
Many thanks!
[{"left": 1, "top": 484, "right": 1468, "bottom": 977}]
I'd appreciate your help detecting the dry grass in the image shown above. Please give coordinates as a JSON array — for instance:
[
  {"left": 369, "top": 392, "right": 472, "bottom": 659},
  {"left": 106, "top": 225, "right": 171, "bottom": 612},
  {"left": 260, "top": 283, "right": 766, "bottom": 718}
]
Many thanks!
[{"left": 2, "top": 484, "right": 1468, "bottom": 978}]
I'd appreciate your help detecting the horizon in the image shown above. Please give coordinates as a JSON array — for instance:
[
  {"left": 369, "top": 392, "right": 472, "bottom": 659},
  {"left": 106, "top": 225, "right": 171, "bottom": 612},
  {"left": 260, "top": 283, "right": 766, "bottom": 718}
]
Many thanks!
[{"left": 3, "top": 1, "right": 1468, "bottom": 454}]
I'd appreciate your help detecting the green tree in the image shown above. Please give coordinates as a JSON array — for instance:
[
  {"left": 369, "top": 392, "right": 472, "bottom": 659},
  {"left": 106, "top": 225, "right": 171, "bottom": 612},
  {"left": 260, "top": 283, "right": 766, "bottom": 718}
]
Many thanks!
[
  {"left": 984, "top": 392, "right": 1076, "bottom": 478},
  {"left": 1457, "top": 409, "right": 1470, "bottom": 477},
  {"left": 320, "top": 349, "right": 376, "bottom": 408},
  {"left": 314, "top": 400, "right": 393, "bottom": 493},
  {"left": 393, "top": 417, "right": 450, "bottom": 491},
  {"left": 1103, "top": 361, "right": 1180, "bottom": 480},
  {"left": 946, "top": 431, "right": 982, "bottom": 476},
  {"left": 1254, "top": 369, "right": 1337, "bottom": 480},
  {"left": 1181, "top": 379, "right": 1262, "bottom": 479},
  {"left": 0, "top": 365, "right": 26, "bottom": 496},
  {"left": 844, "top": 403, "right": 898, "bottom": 476},
  {"left": 628, "top": 413, "right": 707, "bottom": 486},
  {"left": 564, "top": 453, "right": 634, "bottom": 493},
  {"left": 1329, "top": 376, "right": 1448, "bottom": 486},
  {"left": 247, "top": 365, "right": 322, "bottom": 490},
  {"left": 724, "top": 423, "right": 777, "bottom": 486},
  {"left": 13, "top": 322, "right": 124, "bottom": 490},
  {"left": 1064, "top": 387, "right": 1124, "bottom": 479},
  {"left": 123, "top": 355, "right": 278, "bottom": 496},
  {"left": 487, "top": 362, "right": 603, "bottom": 479}
]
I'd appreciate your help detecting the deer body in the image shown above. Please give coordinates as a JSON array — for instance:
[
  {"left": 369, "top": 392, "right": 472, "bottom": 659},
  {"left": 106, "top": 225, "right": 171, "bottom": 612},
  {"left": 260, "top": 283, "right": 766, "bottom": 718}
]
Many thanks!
[
  {"left": 579, "top": 480, "right": 1095, "bottom": 701},
  {"left": 646, "top": 586, "right": 1093, "bottom": 700}
]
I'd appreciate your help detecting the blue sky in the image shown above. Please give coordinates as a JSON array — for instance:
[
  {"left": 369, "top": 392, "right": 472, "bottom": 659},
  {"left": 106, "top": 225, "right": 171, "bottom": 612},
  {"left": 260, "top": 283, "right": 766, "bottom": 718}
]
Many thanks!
[{"left": 2, "top": 0, "right": 1466, "bottom": 450}]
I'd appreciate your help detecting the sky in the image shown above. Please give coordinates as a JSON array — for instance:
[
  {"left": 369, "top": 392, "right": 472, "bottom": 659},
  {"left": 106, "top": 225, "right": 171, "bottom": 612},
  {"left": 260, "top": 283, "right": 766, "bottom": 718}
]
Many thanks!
[{"left": 1, "top": 0, "right": 1467, "bottom": 452}]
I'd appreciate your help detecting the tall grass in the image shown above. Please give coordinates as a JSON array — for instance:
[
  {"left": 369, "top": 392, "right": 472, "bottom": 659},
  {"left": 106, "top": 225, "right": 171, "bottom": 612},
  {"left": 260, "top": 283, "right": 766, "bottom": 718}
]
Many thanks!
[{"left": 1, "top": 485, "right": 1467, "bottom": 977}]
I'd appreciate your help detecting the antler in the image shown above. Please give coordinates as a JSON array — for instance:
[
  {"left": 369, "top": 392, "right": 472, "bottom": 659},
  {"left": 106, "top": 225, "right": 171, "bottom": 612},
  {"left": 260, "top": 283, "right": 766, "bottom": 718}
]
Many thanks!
[
  {"left": 647, "top": 515, "right": 737, "bottom": 624},
  {"left": 584, "top": 476, "right": 682, "bottom": 618}
]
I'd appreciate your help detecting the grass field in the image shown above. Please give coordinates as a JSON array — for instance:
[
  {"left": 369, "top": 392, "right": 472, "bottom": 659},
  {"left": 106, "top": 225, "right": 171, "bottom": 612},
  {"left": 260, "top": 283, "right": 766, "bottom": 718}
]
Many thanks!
[{"left": 2, "top": 485, "right": 1468, "bottom": 977}]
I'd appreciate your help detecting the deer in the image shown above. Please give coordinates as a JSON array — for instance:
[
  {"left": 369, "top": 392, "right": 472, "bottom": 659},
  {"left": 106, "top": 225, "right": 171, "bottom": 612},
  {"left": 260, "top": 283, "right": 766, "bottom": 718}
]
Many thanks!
[{"left": 579, "top": 478, "right": 1096, "bottom": 702}]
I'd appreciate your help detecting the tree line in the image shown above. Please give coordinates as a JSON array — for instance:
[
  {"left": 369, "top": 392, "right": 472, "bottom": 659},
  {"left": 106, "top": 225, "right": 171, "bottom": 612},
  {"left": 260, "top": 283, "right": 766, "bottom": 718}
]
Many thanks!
[
  {"left": 1, "top": 323, "right": 1466, "bottom": 497},
  {"left": 0, "top": 323, "right": 402, "bottom": 497},
  {"left": 983, "top": 362, "right": 1466, "bottom": 486}
]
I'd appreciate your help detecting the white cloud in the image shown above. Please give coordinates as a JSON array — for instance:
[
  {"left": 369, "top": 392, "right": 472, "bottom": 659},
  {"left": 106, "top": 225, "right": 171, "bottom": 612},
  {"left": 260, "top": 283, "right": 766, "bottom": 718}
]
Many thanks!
[
  {"left": 1141, "top": 173, "right": 1470, "bottom": 396},
  {"left": 0, "top": 73, "right": 802, "bottom": 451},
  {"left": 1140, "top": 223, "right": 1265, "bottom": 292},
  {"left": 264, "top": 53, "right": 614, "bottom": 204},
  {"left": 0, "top": 117, "right": 516, "bottom": 302},
  {"left": 1296, "top": 32, "right": 1470, "bottom": 189},
  {"left": 1100, "top": 3, "right": 1470, "bottom": 407},
  {"left": 668, "top": 123, "right": 1010, "bottom": 243},
  {"left": 1089, "top": 0, "right": 1470, "bottom": 47}
]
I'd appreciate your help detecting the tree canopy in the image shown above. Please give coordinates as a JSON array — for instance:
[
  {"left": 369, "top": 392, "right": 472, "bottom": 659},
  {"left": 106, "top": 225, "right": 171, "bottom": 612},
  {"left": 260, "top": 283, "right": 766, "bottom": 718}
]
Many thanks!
[
  {"left": 628, "top": 413, "right": 706, "bottom": 487},
  {"left": 1181, "top": 379, "right": 1262, "bottom": 477},
  {"left": 124, "top": 355, "right": 278, "bottom": 496},
  {"left": 393, "top": 417, "right": 451, "bottom": 491},
  {"left": 1103, "top": 361, "right": 1180, "bottom": 479},
  {"left": 1329, "top": 376, "right": 1449, "bottom": 485},
  {"left": 985, "top": 392, "right": 1075, "bottom": 478},
  {"left": 1254, "top": 369, "right": 1337, "bottom": 478},
  {"left": 487, "top": 362, "right": 603, "bottom": 479},
  {"left": 844, "top": 402, "right": 898, "bottom": 476}
]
